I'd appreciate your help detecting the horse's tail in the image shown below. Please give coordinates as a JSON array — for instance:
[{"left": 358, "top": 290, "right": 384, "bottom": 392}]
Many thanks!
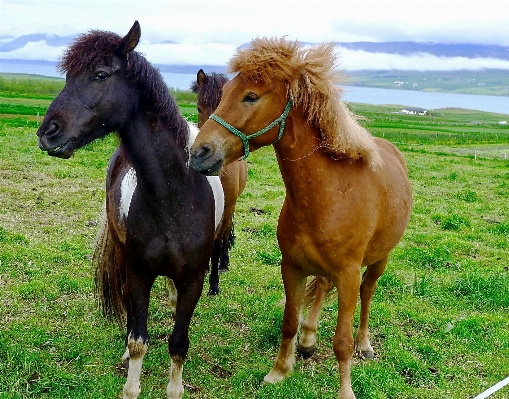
[
  {"left": 276, "top": 276, "right": 336, "bottom": 308},
  {"left": 302, "top": 276, "right": 336, "bottom": 308},
  {"left": 93, "top": 206, "right": 126, "bottom": 327}
]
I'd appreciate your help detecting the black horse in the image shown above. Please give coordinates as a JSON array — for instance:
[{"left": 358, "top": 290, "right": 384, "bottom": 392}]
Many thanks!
[{"left": 36, "top": 21, "right": 223, "bottom": 399}]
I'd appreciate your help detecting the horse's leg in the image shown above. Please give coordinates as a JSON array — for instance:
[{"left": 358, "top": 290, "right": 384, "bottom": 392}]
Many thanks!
[
  {"left": 264, "top": 258, "right": 307, "bottom": 383},
  {"left": 219, "top": 215, "right": 234, "bottom": 273},
  {"left": 297, "top": 276, "right": 333, "bottom": 358},
  {"left": 355, "top": 256, "right": 388, "bottom": 358},
  {"left": 122, "top": 270, "right": 154, "bottom": 399},
  {"left": 166, "top": 274, "right": 205, "bottom": 399},
  {"left": 122, "top": 302, "right": 133, "bottom": 369},
  {"left": 166, "top": 277, "right": 178, "bottom": 314},
  {"left": 332, "top": 266, "right": 361, "bottom": 399},
  {"left": 208, "top": 238, "right": 221, "bottom": 295}
]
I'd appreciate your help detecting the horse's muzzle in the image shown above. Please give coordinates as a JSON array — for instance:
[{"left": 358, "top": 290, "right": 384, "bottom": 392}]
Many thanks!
[
  {"left": 189, "top": 146, "right": 224, "bottom": 176},
  {"left": 46, "top": 138, "right": 77, "bottom": 159}
]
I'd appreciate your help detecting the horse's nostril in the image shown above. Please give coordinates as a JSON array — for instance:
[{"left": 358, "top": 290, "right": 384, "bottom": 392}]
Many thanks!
[
  {"left": 44, "top": 121, "right": 62, "bottom": 139},
  {"left": 195, "top": 145, "right": 212, "bottom": 160}
]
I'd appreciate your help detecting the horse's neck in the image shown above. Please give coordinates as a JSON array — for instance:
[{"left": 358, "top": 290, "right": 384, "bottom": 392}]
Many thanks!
[
  {"left": 119, "top": 113, "right": 190, "bottom": 196},
  {"left": 274, "top": 113, "right": 343, "bottom": 202}
]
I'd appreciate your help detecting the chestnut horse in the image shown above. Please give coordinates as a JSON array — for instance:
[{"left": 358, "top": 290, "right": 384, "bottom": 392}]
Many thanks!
[
  {"left": 37, "top": 21, "right": 224, "bottom": 399},
  {"left": 190, "top": 38, "right": 412, "bottom": 399},
  {"left": 191, "top": 69, "right": 248, "bottom": 293}
]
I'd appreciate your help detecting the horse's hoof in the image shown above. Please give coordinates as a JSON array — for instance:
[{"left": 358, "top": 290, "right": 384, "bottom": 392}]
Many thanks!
[
  {"left": 263, "top": 370, "right": 285, "bottom": 384},
  {"left": 207, "top": 288, "right": 220, "bottom": 296},
  {"left": 297, "top": 344, "right": 316, "bottom": 359},
  {"left": 218, "top": 267, "right": 229, "bottom": 274},
  {"left": 361, "top": 351, "right": 375, "bottom": 360}
]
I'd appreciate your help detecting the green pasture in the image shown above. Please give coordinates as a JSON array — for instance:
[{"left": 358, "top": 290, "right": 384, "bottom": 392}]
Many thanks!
[
  {"left": 0, "top": 77, "right": 508, "bottom": 398},
  {"left": 348, "top": 69, "right": 509, "bottom": 97}
]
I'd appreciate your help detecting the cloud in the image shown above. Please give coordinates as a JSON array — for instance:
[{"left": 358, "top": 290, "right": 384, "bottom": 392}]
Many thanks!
[
  {"left": 336, "top": 47, "right": 509, "bottom": 71},
  {"left": 137, "top": 41, "right": 236, "bottom": 65},
  {"left": 0, "top": 41, "right": 66, "bottom": 62},
  {"left": 4, "top": 39, "right": 509, "bottom": 72}
]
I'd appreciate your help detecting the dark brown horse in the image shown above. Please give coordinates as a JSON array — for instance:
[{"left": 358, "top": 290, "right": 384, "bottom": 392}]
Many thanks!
[
  {"left": 36, "top": 21, "right": 223, "bottom": 399},
  {"left": 191, "top": 69, "right": 248, "bottom": 291},
  {"left": 190, "top": 38, "right": 412, "bottom": 399}
]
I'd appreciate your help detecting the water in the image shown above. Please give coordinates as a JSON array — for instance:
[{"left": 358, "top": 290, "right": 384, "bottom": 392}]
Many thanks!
[
  {"left": 342, "top": 86, "right": 509, "bottom": 116},
  {"left": 1, "top": 61, "right": 508, "bottom": 115}
]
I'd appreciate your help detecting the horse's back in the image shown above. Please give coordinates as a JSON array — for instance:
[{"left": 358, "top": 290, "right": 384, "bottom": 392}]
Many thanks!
[{"left": 375, "top": 137, "right": 409, "bottom": 175}]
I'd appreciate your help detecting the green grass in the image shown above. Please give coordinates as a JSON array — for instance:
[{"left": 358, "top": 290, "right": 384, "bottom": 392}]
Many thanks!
[
  {"left": 348, "top": 69, "right": 509, "bottom": 97},
  {"left": 1, "top": 78, "right": 508, "bottom": 398}
]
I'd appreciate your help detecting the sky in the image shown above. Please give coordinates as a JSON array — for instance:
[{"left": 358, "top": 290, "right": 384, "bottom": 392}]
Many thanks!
[{"left": 1, "top": 0, "right": 509, "bottom": 71}]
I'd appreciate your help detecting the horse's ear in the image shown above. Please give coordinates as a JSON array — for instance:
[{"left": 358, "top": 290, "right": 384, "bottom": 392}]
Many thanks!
[
  {"left": 120, "top": 21, "right": 141, "bottom": 55},
  {"left": 197, "top": 69, "right": 207, "bottom": 88}
]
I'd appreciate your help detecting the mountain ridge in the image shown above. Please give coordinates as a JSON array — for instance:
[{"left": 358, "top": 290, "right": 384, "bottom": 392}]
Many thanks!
[{"left": 2, "top": 33, "right": 509, "bottom": 61}]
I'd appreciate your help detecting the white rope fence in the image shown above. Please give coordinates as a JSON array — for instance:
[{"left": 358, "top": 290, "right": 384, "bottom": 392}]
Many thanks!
[{"left": 472, "top": 376, "right": 509, "bottom": 399}]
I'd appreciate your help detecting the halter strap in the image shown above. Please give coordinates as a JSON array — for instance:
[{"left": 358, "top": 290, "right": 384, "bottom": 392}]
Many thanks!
[{"left": 209, "top": 100, "right": 292, "bottom": 160}]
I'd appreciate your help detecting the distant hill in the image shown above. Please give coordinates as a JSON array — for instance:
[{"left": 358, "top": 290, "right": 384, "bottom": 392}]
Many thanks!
[
  {"left": 1, "top": 34, "right": 509, "bottom": 95},
  {"left": 0, "top": 33, "right": 75, "bottom": 52},
  {"left": 2, "top": 33, "right": 509, "bottom": 63},
  {"left": 334, "top": 42, "right": 509, "bottom": 60}
]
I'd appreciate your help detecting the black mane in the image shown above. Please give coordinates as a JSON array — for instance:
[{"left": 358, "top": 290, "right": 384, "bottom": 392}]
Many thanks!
[
  {"left": 191, "top": 72, "right": 229, "bottom": 111},
  {"left": 59, "top": 30, "right": 187, "bottom": 146}
]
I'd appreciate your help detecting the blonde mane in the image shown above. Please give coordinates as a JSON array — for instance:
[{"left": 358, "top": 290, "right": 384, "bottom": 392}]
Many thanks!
[{"left": 228, "top": 37, "right": 382, "bottom": 168}]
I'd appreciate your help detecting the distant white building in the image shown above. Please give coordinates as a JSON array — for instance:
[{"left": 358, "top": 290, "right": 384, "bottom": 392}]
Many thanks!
[
  {"left": 401, "top": 107, "right": 428, "bottom": 115},
  {"left": 499, "top": 121, "right": 507, "bottom": 125}
]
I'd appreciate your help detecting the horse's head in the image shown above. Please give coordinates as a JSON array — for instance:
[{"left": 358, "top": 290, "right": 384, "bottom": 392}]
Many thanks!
[
  {"left": 37, "top": 21, "right": 142, "bottom": 158},
  {"left": 190, "top": 74, "right": 290, "bottom": 175},
  {"left": 192, "top": 69, "right": 229, "bottom": 128}
]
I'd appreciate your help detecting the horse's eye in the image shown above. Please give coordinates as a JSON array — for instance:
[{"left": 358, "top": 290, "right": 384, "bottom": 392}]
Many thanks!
[
  {"left": 243, "top": 93, "right": 258, "bottom": 103},
  {"left": 95, "top": 71, "right": 110, "bottom": 81},
  {"left": 196, "top": 106, "right": 202, "bottom": 114}
]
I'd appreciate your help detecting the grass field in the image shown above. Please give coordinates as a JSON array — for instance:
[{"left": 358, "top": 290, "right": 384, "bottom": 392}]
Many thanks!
[
  {"left": 0, "top": 77, "right": 508, "bottom": 398},
  {"left": 347, "top": 69, "right": 509, "bottom": 97}
]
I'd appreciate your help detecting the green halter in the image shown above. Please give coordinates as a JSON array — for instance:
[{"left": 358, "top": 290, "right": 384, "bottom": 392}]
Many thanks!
[{"left": 209, "top": 100, "right": 293, "bottom": 160}]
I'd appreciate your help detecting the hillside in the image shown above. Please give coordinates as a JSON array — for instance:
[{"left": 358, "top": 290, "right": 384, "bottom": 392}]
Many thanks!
[{"left": 346, "top": 69, "right": 509, "bottom": 97}]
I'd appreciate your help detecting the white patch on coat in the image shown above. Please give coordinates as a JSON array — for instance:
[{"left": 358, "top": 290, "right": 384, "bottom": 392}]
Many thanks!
[
  {"left": 186, "top": 120, "right": 199, "bottom": 148},
  {"left": 118, "top": 122, "right": 224, "bottom": 231},
  {"left": 120, "top": 167, "right": 137, "bottom": 220},
  {"left": 207, "top": 175, "right": 224, "bottom": 231},
  {"left": 187, "top": 121, "right": 225, "bottom": 231}
]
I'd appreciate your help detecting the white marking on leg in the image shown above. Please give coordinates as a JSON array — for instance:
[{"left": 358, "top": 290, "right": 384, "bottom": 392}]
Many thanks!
[
  {"left": 122, "top": 346, "right": 130, "bottom": 363},
  {"left": 166, "top": 355, "right": 184, "bottom": 399},
  {"left": 123, "top": 336, "right": 147, "bottom": 399},
  {"left": 120, "top": 167, "right": 137, "bottom": 220}
]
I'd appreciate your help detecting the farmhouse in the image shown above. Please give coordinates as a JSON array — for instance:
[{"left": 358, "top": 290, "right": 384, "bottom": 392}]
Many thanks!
[{"left": 401, "top": 107, "right": 428, "bottom": 115}]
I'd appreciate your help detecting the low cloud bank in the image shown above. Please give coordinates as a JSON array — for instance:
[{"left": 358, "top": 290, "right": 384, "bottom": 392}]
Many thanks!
[{"left": 2, "top": 40, "right": 509, "bottom": 72}]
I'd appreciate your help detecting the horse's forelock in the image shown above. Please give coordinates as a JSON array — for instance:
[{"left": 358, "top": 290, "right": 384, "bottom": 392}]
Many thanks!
[{"left": 58, "top": 30, "right": 123, "bottom": 75}]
